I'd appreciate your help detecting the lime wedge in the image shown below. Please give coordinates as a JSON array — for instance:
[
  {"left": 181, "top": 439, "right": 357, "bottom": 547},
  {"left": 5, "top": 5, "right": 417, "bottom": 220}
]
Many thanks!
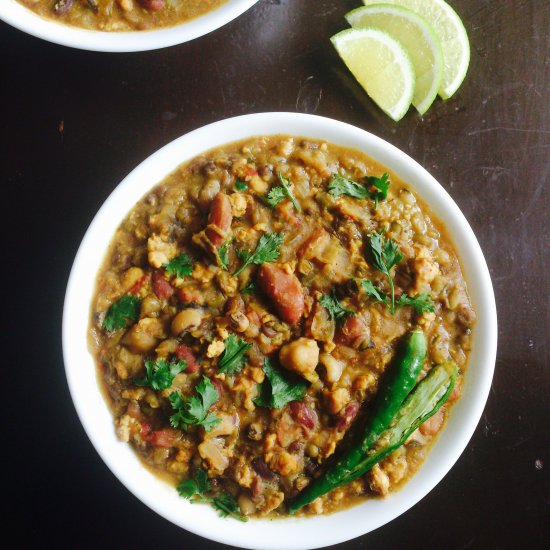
[
  {"left": 362, "top": 0, "right": 470, "bottom": 98},
  {"left": 331, "top": 28, "right": 415, "bottom": 121},
  {"left": 346, "top": 5, "right": 443, "bottom": 114}
]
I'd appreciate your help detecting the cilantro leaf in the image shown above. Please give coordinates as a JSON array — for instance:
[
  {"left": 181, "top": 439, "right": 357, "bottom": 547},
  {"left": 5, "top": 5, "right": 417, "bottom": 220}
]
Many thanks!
[
  {"left": 328, "top": 173, "right": 369, "bottom": 199},
  {"left": 263, "top": 186, "right": 287, "bottom": 208},
  {"left": 212, "top": 493, "right": 248, "bottom": 521},
  {"left": 233, "top": 232, "right": 284, "bottom": 276},
  {"left": 366, "top": 173, "right": 390, "bottom": 208},
  {"left": 241, "top": 282, "right": 256, "bottom": 294},
  {"left": 164, "top": 253, "right": 193, "bottom": 278},
  {"left": 102, "top": 294, "right": 141, "bottom": 332},
  {"left": 177, "top": 468, "right": 211, "bottom": 499},
  {"left": 254, "top": 357, "right": 307, "bottom": 409},
  {"left": 328, "top": 172, "right": 391, "bottom": 208},
  {"left": 396, "top": 293, "right": 435, "bottom": 314},
  {"left": 177, "top": 469, "right": 247, "bottom": 521},
  {"left": 360, "top": 279, "right": 390, "bottom": 306},
  {"left": 169, "top": 376, "right": 221, "bottom": 432},
  {"left": 319, "top": 289, "right": 355, "bottom": 324},
  {"left": 369, "top": 231, "right": 403, "bottom": 313},
  {"left": 218, "top": 241, "right": 230, "bottom": 271},
  {"left": 218, "top": 333, "right": 252, "bottom": 375},
  {"left": 235, "top": 179, "right": 248, "bottom": 192},
  {"left": 262, "top": 173, "right": 302, "bottom": 213},
  {"left": 135, "top": 358, "right": 186, "bottom": 391}
]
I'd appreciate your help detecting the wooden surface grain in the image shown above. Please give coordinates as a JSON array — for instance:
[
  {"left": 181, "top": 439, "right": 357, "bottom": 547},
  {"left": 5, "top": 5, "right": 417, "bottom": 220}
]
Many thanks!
[{"left": 2, "top": 1, "right": 549, "bottom": 548}]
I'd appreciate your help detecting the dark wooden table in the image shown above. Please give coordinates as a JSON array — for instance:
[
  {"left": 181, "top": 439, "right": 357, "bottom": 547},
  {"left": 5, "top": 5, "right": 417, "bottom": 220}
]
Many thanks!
[{"left": 3, "top": 1, "right": 549, "bottom": 548}]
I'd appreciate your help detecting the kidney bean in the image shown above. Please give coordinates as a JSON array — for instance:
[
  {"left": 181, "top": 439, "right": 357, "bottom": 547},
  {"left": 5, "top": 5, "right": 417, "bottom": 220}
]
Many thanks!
[
  {"left": 335, "top": 401, "right": 360, "bottom": 431},
  {"left": 141, "top": 0, "right": 165, "bottom": 11},
  {"left": 175, "top": 344, "right": 199, "bottom": 373},
  {"left": 53, "top": 0, "right": 73, "bottom": 14},
  {"left": 205, "top": 192, "right": 232, "bottom": 247},
  {"left": 256, "top": 263, "right": 304, "bottom": 324},
  {"left": 336, "top": 316, "right": 369, "bottom": 349},
  {"left": 289, "top": 401, "right": 317, "bottom": 430},
  {"left": 251, "top": 458, "right": 276, "bottom": 480},
  {"left": 140, "top": 421, "right": 152, "bottom": 439},
  {"left": 251, "top": 476, "right": 263, "bottom": 498},
  {"left": 152, "top": 269, "right": 174, "bottom": 299}
]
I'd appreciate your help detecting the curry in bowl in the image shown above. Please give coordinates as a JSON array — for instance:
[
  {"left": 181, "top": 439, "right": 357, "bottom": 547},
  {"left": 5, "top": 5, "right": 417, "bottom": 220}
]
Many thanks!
[
  {"left": 18, "top": 0, "right": 227, "bottom": 31},
  {"left": 89, "top": 136, "right": 475, "bottom": 519}
]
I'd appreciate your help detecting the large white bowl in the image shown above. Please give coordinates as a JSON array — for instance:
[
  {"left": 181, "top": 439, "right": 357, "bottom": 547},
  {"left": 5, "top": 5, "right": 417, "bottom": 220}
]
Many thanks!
[
  {"left": 63, "top": 113, "right": 497, "bottom": 549},
  {"left": 0, "top": 0, "right": 259, "bottom": 52}
]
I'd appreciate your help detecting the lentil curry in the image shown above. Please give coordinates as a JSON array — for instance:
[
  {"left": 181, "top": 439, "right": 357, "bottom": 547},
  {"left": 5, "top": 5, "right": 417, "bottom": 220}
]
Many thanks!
[
  {"left": 18, "top": 0, "right": 227, "bottom": 32},
  {"left": 89, "top": 136, "right": 475, "bottom": 518}
]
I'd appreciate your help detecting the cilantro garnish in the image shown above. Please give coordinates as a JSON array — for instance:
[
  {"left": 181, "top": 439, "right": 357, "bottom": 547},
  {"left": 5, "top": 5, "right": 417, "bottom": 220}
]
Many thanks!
[
  {"left": 164, "top": 253, "right": 193, "bottom": 278},
  {"left": 233, "top": 232, "right": 284, "bottom": 277},
  {"left": 241, "top": 282, "right": 256, "bottom": 294},
  {"left": 361, "top": 279, "right": 434, "bottom": 314},
  {"left": 367, "top": 231, "right": 404, "bottom": 313},
  {"left": 218, "top": 333, "right": 252, "bottom": 375},
  {"left": 211, "top": 493, "right": 247, "bottom": 520},
  {"left": 263, "top": 173, "right": 302, "bottom": 213},
  {"left": 102, "top": 294, "right": 141, "bottom": 332},
  {"left": 135, "top": 358, "right": 187, "bottom": 391},
  {"left": 254, "top": 357, "right": 307, "bottom": 409},
  {"left": 218, "top": 242, "right": 230, "bottom": 271},
  {"left": 360, "top": 279, "right": 389, "bottom": 304},
  {"left": 395, "top": 293, "right": 435, "bottom": 314},
  {"left": 366, "top": 173, "right": 390, "bottom": 208},
  {"left": 169, "top": 376, "right": 220, "bottom": 432},
  {"left": 328, "top": 172, "right": 390, "bottom": 208},
  {"left": 177, "top": 468, "right": 211, "bottom": 499},
  {"left": 319, "top": 289, "right": 355, "bottom": 325},
  {"left": 177, "top": 469, "right": 247, "bottom": 522},
  {"left": 328, "top": 173, "right": 369, "bottom": 199},
  {"left": 235, "top": 179, "right": 248, "bottom": 192}
]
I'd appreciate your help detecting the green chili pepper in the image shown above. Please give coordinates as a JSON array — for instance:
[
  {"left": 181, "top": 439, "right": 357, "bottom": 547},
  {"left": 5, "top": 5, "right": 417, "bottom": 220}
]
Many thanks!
[
  {"left": 288, "top": 329, "right": 427, "bottom": 514},
  {"left": 339, "top": 361, "right": 457, "bottom": 484}
]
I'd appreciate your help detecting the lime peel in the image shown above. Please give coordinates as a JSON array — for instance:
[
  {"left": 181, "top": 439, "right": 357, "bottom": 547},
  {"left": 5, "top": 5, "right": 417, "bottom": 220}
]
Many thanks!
[
  {"left": 331, "top": 28, "right": 415, "bottom": 121},
  {"left": 362, "top": 0, "right": 470, "bottom": 99},
  {"left": 346, "top": 4, "right": 444, "bottom": 115}
]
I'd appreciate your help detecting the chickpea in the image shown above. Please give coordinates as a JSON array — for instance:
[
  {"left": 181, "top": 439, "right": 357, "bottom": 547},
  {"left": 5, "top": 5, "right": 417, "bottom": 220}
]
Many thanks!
[
  {"left": 141, "top": 294, "right": 161, "bottom": 317},
  {"left": 171, "top": 308, "right": 203, "bottom": 336},
  {"left": 279, "top": 337, "right": 319, "bottom": 382},
  {"left": 238, "top": 493, "right": 257, "bottom": 516},
  {"left": 125, "top": 318, "right": 164, "bottom": 354},
  {"left": 319, "top": 353, "right": 344, "bottom": 383},
  {"left": 122, "top": 267, "right": 144, "bottom": 292}
]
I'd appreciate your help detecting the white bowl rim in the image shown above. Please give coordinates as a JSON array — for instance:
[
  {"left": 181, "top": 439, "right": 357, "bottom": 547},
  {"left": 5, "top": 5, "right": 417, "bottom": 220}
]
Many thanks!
[
  {"left": 0, "top": 0, "right": 260, "bottom": 52},
  {"left": 63, "top": 112, "right": 497, "bottom": 550}
]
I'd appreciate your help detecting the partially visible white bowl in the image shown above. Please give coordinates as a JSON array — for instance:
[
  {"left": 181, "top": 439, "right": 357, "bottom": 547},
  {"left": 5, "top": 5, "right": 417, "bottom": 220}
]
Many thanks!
[
  {"left": 63, "top": 113, "right": 497, "bottom": 549},
  {"left": 0, "top": 0, "right": 259, "bottom": 52}
]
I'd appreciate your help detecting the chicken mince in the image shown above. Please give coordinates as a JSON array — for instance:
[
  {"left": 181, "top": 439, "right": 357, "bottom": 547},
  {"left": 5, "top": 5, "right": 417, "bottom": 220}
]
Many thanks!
[
  {"left": 89, "top": 136, "right": 475, "bottom": 518},
  {"left": 18, "top": 0, "right": 227, "bottom": 32}
]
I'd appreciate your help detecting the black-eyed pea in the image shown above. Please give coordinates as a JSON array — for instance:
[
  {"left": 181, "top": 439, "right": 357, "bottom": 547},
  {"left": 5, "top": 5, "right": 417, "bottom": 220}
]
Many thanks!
[{"left": 171, "top": 308, "right": 203, "bottom": 336}]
